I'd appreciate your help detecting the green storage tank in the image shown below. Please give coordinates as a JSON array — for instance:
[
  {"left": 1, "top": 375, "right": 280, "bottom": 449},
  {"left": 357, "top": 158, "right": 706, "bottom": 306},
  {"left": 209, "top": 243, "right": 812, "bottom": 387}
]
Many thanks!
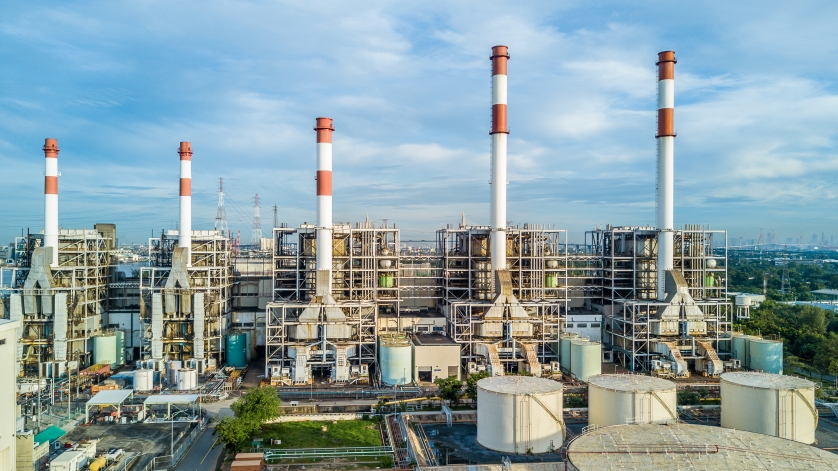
[
  {"left": 378, "top": 273, "right": 394, "bottom": 288},
  {"left": 749, "top": 338, "right": 783, "bottom": 374},
  {"left": 560, "top": 333, "right": 579, "bottom": 371},
  {"left": 226, "top": 333, "right": 248, "bottom": 367}
]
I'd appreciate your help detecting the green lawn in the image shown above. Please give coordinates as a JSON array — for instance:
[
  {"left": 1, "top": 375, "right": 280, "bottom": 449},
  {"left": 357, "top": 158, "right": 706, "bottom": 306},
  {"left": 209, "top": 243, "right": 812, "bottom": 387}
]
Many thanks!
[{"left": 257, "top": 419, "right": 384, "bottom": 448}]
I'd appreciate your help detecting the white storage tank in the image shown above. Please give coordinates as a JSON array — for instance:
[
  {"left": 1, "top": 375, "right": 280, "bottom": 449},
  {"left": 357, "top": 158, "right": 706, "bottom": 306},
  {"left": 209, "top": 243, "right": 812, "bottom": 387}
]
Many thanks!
[
  {"left": 379, "top": 335, "right": 412, "bottom": 385},
  {"left": 134, "top": 368, "right": 154, "bottom": 392},
  {"left": 569, "top": 340, "right": 601, "bottom": 381},
  {"left": 476, "top": 376, "right": 564, "bottom": 454},
  {"left": 93, "top": 333, "right": 118, "bottom": 366},
  {"left": 587, "top": 374, "right": 677, "bottom": 427},
  {"left": 721, "top": 372, "right": 817, "bottom": 444},
  {"left": 177, "top": 368, "right": 198, "bottom": 390}
]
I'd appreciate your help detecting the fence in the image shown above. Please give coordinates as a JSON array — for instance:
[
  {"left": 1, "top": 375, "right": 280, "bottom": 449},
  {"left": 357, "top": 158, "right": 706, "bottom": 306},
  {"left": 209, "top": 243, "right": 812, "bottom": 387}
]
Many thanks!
[{"left": 137, "top": 417, "right": 209, "bottom": 471}]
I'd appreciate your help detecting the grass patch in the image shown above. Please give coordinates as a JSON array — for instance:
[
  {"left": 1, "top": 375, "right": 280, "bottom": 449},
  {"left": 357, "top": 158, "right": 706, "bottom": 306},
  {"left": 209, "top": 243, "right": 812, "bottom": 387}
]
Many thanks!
[{"left": 257, "top": 419, "right": 383, "bottom": 448}]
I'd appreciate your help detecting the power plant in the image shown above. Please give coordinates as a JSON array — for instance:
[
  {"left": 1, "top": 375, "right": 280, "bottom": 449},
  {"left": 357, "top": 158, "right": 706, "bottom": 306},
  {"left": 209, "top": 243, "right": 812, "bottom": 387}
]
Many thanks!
[{"left": 4, "top": 45, "right": 838, "bottom": 469}]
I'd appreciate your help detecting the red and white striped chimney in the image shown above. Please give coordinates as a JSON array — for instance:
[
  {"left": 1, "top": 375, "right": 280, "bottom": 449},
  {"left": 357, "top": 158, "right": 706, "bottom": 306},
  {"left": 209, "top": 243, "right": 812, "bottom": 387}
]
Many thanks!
[
  {"left": 314, "top": 118, "right": 334, "bottom": 277},
  {"left": 178, "top": 141, "right": 193, "bottom": 267},
  {"left": 43, "top": 138, "right": 59, "bottom": 267},
  {"left": 490, "top": 45, "right": 509, "bottom": 272},
  {"left": 656, "top": 51, "right": 676, "bottom": 299}
]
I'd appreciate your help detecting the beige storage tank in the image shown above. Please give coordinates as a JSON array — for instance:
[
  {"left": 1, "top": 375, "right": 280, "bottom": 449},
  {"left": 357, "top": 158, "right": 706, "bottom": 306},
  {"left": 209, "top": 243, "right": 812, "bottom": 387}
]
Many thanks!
[
  {"left": 476, "top": 376, "right": 564, "bottom": 454},
  {"left": 134, "top": 368, "right": 154, "bottom": 392},
  {"left": 721, "top": 372, "right": 817, "bottom": 444},
  {"left": 566, "top": 423, "right": 838, "bottom": 470},
  {"left": 587, "top": 374, "right": 677, "bottom": 427}
]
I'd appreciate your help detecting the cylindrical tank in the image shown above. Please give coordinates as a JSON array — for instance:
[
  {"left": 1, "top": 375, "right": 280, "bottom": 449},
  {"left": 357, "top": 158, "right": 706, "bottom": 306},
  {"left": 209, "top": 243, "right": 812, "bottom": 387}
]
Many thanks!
[
  {"left": 559, "top": 333, "right": 579, "bottom": 371},
  {"left": 114, "top": 330, "right": 126, "bottom": 365},
  {"left": 477, "top": 376, "right": 564, "bottom": 454},
  {"left": 569, "top": 341, "right": 601, "bottom": 381},
  {"left": 226, "top": 333, "right": 247, "bottom": 368},
  {"left": 93, "top": 333, "right": 118, "bottom": 367},
  {"left": 134, "top": 368, "right": 154, "bottom": 392},
  {"left": 587, "top": 374, "right": 677, "bottom": 427},
  {"left": 89, "top": 456, "right": 107, "bottom": 471},
  {"left": 167, "top": 360, "right": 182, "bottom": 384},
  {"left": 177, "top": 368, "right": 198, "bottom": 390},
  {"left": 721, "top": 372, "right": 816, "bottom": 444},
  {"left": 731, "top": 333, "right": 753, "bottom": 368},
  {"left": 379, "top": 335, "right": 412, "bottom": 385},
  {"left": 734, "top": 294, "right": 751, "bottom": 307},
  {"left": 749, "top": 338, "right": 783, "bottom": 374}
]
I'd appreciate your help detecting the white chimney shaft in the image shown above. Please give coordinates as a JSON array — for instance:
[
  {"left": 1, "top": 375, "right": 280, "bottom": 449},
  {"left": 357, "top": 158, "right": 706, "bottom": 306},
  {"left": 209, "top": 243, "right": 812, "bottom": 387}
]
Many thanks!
[
  {"left": 656, "top": 51, "right": 676, "bottom": 300},
  {"left": 179, "top": 142, "right": 193, "bottom": 267},
  {"left": 490, "top": 45, "right": 509, "bottom": 272},
  {"left": 43, "top": 138, "right": 59, "bottom": 267},
  {"left": 314, "top": 118, "right": 334, "bottom": 278}
]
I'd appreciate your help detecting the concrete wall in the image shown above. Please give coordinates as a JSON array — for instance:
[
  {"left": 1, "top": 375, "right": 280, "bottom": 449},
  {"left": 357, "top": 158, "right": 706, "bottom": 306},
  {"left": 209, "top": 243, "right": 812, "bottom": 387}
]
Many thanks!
[
  {"left": 413, "top": 344, "right": 461, "bottom": 383},
  {"left": 0, "top": 320, "right": 20, "bottom": 470}
]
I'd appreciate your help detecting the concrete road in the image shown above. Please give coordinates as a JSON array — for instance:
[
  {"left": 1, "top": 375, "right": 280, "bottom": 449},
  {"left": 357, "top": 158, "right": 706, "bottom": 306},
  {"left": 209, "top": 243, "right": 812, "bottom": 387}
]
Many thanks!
[{"left": 174, "top": 425, "right": 224, "bottom": 471}]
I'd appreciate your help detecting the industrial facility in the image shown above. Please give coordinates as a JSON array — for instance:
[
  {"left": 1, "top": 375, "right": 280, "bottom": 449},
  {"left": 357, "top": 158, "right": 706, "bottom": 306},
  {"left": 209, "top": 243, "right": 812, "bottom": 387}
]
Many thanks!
[{"left": 5, "top": 45, "right": 838, "bottom": 470}]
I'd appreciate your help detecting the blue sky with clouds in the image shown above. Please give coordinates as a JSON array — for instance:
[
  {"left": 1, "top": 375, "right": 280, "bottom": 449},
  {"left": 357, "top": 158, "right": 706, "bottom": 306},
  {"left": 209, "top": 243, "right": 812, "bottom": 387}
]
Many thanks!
[{"left": 2, "top": 1, "right": 838, "bottom": 244}]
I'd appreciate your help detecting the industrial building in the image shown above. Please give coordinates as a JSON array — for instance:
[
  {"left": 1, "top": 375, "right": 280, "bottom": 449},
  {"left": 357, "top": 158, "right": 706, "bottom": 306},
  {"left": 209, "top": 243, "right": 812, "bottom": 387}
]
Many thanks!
[{"left": 0, "top": 319, "right": 20, "bottom": 469}]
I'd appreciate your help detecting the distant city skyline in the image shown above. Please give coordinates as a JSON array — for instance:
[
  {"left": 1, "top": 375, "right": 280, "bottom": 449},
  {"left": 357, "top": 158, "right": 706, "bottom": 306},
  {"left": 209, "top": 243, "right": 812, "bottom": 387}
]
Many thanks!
[{"left": 3, "top": 2, "right": 838, "bottom": 244}]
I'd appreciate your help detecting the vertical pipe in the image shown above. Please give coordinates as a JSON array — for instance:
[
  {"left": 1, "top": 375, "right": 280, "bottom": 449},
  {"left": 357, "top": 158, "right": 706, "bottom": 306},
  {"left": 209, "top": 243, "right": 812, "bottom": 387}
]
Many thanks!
[
  {"left": 656, "top": 51, "right": 676, "bottom": 300},
  {"left": 179, "top": 142, "right": 193, "bottom": 267},
  {"left": 314, "top": 118, "right": 334, "bottom": 278},
  {"left": 490, "top": 45, "right": 509, "bottom": 272},
  {"left": 43, "top": 138, "right": 59, "bottom": 267}
]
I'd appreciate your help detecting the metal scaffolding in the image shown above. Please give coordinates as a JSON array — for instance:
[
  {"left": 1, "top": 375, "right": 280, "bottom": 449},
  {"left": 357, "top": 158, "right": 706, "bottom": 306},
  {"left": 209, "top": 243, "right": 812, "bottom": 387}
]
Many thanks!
[{"left": 140, "top": 230, "right": 233, "bottom": 367}]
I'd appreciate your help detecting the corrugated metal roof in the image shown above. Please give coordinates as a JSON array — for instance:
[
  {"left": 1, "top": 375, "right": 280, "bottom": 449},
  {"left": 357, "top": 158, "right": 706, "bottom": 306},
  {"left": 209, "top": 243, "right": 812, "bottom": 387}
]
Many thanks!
[
  {"left": 86, "top": 389, "right": 133, "bottom": 405},
  {"left": 143, "top": 394, "right": 200, "bottom": 404},
  {"left": 33, "top": 425, "right": 66, "bottom": 445}
]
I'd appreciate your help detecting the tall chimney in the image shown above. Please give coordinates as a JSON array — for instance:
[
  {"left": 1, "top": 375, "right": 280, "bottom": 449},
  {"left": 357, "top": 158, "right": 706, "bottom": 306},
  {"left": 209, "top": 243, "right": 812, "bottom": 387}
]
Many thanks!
[
  {"left": 656, "top": 51, "right": 676, "bottom": 300},
  {"left": 179, "top": 141, "right": 193, "bottom": 267},
  {"left": 43, "top": 138, "right": 59, "bottom": 267},
  {"left": 490, "top": 45, "right": 509, "bottom": 273},
  {"left": 314, "top": 118, "right": 334, "bottom": 280}
]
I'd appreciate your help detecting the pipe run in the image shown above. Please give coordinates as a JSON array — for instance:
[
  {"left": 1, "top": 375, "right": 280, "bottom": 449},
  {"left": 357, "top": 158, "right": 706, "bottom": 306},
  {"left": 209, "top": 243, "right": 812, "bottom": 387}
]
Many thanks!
[
  {"left": 43, "top": 138, "right": 59, "bottom": 267},
  {"left": 490, "top": 45, "right": 510, "bottom": 273},
  {"left": 179, "top": 141, "right": 193, "bottom": 267},
  {"left": 656, "top": 51, "right": 676, "bottom": 300},
  {"left": 314, "top": 117, "right": 334, "bottom": 277}
]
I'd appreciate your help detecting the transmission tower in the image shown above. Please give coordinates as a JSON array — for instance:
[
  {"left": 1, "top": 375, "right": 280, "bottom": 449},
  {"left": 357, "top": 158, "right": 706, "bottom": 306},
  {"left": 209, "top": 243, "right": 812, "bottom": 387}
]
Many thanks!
[
  {"left": 273, "top": 204, "right": 278, "bottom": 229},
  {"left": 251, "top": 194, "right": 262, "bottom": 247},
  {"left": 214, "top": 178, "right": 228, "bottom": 235},
  {"left": 757, "top": 227, "right": 765, "bottom": 245}
]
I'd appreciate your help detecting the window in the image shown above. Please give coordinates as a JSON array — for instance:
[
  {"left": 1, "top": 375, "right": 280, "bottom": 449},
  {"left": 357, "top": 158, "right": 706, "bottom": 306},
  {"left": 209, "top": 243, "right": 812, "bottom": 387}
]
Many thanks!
[
  {"left": 591, "top": 323, "right": 601, "bottom": 328},
  {"left": 448, "top": 366, "right": 459, "bottom": 378},
  {"left": 566, "top": 323, "right": 574, "bottom": 328},
  {"left": 577, "top": 323, "right": 587, "bottom": 328}
]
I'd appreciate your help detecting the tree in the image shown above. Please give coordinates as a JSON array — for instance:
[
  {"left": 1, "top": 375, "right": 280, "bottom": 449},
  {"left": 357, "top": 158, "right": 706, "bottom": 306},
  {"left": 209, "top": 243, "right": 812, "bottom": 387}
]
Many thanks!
[
  {"left": 216, "top": 386, "right": 282, "bottom": 451},
  {"left": 465, "top": 371, "right": 490, "bottom": 399},
  {"left": 434, "top": 377, "right": 464, "bottom": 405}
]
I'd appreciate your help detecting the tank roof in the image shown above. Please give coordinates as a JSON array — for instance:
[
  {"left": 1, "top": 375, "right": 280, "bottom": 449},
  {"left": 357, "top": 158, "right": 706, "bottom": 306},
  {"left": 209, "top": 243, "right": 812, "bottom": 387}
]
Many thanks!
[
  {"left": 587, "top": 374, "right": 676, "bottom": 392},
  {"left": 721, "top": 372, "right": 814, "bottom": 389},
  {"left": 477, "top": 376, "right": 562, "bottom": 395},
  {"left": 750, "top": 337, "right": 783, "bottom": 344},
  {"left": 567, "top": 423, "right": 838, "bottom": 470},
  {"left": 380, "top": 335, "right": 412, "bottom": 347}
]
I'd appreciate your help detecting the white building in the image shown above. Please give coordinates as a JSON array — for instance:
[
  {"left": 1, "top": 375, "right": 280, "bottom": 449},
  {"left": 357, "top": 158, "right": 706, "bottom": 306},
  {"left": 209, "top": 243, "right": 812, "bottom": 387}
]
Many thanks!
[
  {"left": 562, "top": 313, "right": 602, "bottom": 342},
  {"left": 0, "top": 319, "right": 20, "bottom": 470}
]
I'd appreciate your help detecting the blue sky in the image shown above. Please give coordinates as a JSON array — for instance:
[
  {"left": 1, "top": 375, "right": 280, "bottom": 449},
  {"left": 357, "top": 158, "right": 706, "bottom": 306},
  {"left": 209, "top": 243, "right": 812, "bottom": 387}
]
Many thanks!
[{"left": 2, "top": 1, "right": 838, "bottom": 244}]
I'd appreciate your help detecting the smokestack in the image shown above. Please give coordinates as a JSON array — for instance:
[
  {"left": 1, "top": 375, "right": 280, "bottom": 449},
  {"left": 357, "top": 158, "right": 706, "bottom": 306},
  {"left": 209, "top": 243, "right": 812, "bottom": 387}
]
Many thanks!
[
  {"left": 656, "top": 51, "right": 676, "bottom": 300},
  {"left": 43, "top": 138, "right": 59, "bottom": 267},
  {"left": 179, "top": 141, "right": 193, "bottom": 267},
  {"left": 490, "top": 45, "right": 509, "bottom": 272},
  {"left": 314, "top": 118, "right": 334, "bottom": 279}
]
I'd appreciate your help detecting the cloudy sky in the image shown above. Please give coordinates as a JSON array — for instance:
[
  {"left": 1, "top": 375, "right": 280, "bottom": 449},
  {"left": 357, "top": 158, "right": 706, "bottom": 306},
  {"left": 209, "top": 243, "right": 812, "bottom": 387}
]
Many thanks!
[{"left": 2, "top": 1, "right": 838, "bottom": 245}]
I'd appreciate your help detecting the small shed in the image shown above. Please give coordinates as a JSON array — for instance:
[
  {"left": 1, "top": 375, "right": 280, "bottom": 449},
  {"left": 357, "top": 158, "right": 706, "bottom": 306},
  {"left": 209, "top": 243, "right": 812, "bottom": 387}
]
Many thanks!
[{"left": 85, "top": 389, "right": 134, "bottom": 422}]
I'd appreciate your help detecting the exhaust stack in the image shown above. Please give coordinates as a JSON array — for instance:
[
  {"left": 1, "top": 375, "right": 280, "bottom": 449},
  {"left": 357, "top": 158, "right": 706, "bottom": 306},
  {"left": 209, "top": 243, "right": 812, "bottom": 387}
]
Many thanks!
[
  {"left": 314, "top": 117, "right": 334, "bottom": 283},
  {"left": 656, "top": 51, "right": 676, "bottom": 300},
  {"left": 179, "top": 142, "right": 193, "bottom": 267},
  {"left": 490, "top": 45, "right": 509, "bottom": 273},
  {"left": 43, "top": 138, "right": 59, "bottom": 267}
]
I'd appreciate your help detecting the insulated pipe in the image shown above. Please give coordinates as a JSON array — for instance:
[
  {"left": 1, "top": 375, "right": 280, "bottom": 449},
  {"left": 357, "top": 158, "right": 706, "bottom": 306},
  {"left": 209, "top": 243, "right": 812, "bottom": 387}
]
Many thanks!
[
  {"left": 178, "top": 141, "right": 193, "bottom": 267},
  {"left": 656, "top": 51, "right": 676, "bottom": 300},
  {"left": 490, "top": 45, "right": 509, "bottom": 272},
  {"left": 314, "top": 117, "right": 334, "bottom": 278},
  {"left": 43, "top": 138, "right": 59, "bottom": 267}
]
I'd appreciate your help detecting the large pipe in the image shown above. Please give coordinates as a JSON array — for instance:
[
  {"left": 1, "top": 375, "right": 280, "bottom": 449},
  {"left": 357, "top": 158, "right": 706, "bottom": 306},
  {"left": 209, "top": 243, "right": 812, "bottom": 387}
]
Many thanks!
[
  {"left": 178, "top": 141, "right": 193, "bottom": 267},
  {"left": 43, "top": 138, "right": 59, "bottom": 267},
  {"left": 490, "top": 45, "right": 509, "bottom": 272},
  {"left": 656, "top": 51, "right": 676, "bottom": 300},
  {"left": 314, "top": 117, "right": 334, "bottom": 278}
]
